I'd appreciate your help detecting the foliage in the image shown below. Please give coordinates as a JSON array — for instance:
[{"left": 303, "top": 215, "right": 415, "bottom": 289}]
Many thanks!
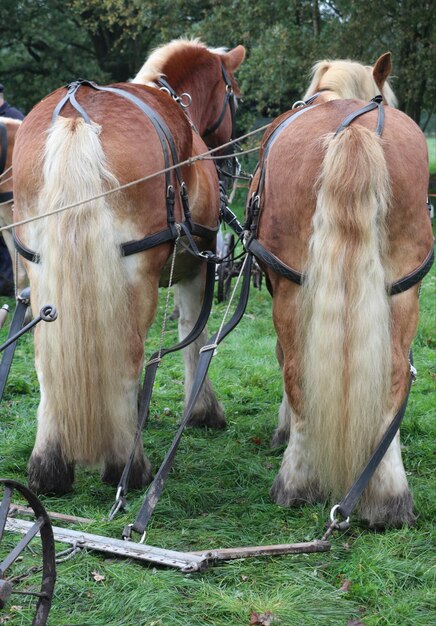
[
  {"left": 0, "top": 1, "right": 434, "bottom": 126},
  {"left": 0, "top": 0, "right": 107, "bottom": 114}
]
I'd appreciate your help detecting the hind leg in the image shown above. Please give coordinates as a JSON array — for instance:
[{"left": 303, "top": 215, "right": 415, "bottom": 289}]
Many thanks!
[
  {"left": 271, "top": 341, "right": 291, "bottom": 447},
  {"left": 174, "top": 265, "right": 225, "bottom": 428},
  {"left": 358, "top": 288, "right": 419, "bottom": 527},
  {"left": 270, "top": 284, "right": 325, "bottom": 505},
  {"left": 28, "top": 396, "right": 75, "bottom": 495},
  {"left": 101, "top": 324, "right": 157, "bottom": 489},
  {"left": 270, "top": 391, "right": 325, "bottom": 506},
  {"left": 101, "top": 443, "right": 152, "bottom": 489}
]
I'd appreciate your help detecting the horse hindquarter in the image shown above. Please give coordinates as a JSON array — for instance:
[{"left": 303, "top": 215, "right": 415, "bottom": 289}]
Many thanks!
[
  {"left": 269, "top": 118, "right": 418, "bottom": 526},
  {"left": 300, "top": 124, "right": 416, "bottom": 524},
  {"left": 18, "top": 117, "right": 149, "bottom": 492}
]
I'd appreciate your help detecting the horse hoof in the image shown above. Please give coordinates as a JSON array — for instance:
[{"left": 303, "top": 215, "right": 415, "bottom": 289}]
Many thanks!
[
  {"left": 28, "top": 451, "right": 75, "bottom": 495},
  {"left": 186, "top": 401, "right": 226, "bottom": 429},
  {"left": 270, "top": 427, "right": 290, "bottom": 448},
  {"left": 270, "top": 474, "right": 324, "bottom": 507},
  {"left": 362, "top": 491, "right": 416, "bottom": 529},
  {"left": 101, "top": 456, "right": 153, "bottom": 489}
]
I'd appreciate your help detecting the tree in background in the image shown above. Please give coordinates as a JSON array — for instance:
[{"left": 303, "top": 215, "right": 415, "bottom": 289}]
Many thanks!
[
  {"left": 0, "top": 0, "right": 433, "bottom": 127},
  {"left": 0, "top": 0, "right": 107, "bottom": 114}
]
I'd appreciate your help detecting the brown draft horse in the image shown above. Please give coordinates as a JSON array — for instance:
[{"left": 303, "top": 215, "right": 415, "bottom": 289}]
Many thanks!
[
  {"left": 247, "top": 53, "right": 433, "bottom": 527},
  {"left": 12, "top": 39, "right": 245, "bottom": 494},
  {"left": 0, "top": 117, "right": 27, "bottom": 292}
]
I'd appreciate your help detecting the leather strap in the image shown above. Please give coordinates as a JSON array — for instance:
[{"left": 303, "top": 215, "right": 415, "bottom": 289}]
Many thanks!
[
  {"left": 336, "top": 371, "right": 413, "bottom": 520},
  {"left": 129, "top": 253, "right": 254, "bottom": 537},
  {"left": 203, "top": 65, "right": 236, "bottom": 140},
  {"left": 335, "top": 95, "right": 384, "bottom": 136},
  {"left": 112, "top": 260, "right": 217, "bottom": 516},
  {"left": 246, "top": 238, "right": 303, "bottom": 285},
  {"left": 248, "top": 236, "right": 434, "bottom": 294},
  {"left": 0, "top": 288, "right": 31, "bottom": 401},
  {"left": 388, "top": 247, "right": 434, "bottom": 295},
  {"left": 13, "top": 219, "right": 219, "bottom": 263},
  {"left": 0, "top": 191, "right": 13, "bottom": 204}
]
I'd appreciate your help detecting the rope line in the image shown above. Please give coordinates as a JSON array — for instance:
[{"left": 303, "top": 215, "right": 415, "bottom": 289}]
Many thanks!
[
  {"left": 0, "top": 124, "right": 270, "bottom": 235},
  {"left": 0, "top": 166, "right": 12, "bottom": 182},
  {"left": 0, "top": 175, "right": 13, "bottom": 187}
]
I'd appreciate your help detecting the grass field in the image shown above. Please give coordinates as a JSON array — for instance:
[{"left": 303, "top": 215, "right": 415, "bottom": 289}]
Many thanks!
[
  {"left": 427, "top": 136, "right": 436, "bottom": 175},
  {"left": 0, "top": 221, "right": 434, "bottom": 625}
]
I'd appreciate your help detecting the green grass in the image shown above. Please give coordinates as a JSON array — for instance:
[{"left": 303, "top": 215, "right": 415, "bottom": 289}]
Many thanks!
[
  {"left": 0, "top": 228, "right": 434, "bottom": 625},
  {"left": 427, "top": 136, "right": 436, "bottom": 176}
]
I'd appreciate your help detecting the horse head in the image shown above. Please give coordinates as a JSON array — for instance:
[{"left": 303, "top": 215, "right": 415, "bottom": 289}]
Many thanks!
[
  {"left": 133, "top": 39, "right": 245, "bottom": 149},
  {"left": 303, "top": 52, "right": 398, "bottom": 106}
]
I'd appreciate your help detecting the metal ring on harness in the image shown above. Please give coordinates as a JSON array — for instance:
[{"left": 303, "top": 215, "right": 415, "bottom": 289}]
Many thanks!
[
  {"left": 329, "top": 504, "right": 350, "bottom": 525},
  {"left": 179, "top": 93, "right": 192, "bottom": 109}
]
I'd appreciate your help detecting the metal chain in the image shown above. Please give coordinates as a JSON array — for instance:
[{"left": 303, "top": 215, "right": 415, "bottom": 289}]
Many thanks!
[{"left": 6, "top": 541, "right": 84, "bottom": 589}]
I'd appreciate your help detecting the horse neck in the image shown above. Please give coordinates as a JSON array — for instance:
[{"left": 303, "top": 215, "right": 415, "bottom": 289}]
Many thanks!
[{"left": 166, "top": 65, "right": 223, "bottom": 138}]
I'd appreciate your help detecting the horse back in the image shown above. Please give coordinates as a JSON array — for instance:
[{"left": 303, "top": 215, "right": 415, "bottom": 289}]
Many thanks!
[
  {"left": 13, "top": 83, "right": 216, "bottom": 232},
  {"left": 254, "top": 100, "right": 432, "bottom": 280}
]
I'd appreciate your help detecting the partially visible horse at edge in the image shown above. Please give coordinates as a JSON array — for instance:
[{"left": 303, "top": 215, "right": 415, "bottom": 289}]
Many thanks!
[
  {"left": 0, "top": 117, "right": 27, "bottom": 294},
  {"left": 246, "top": 52, "right": 433, "bottom": 527},
  {"left": 12, "top": 39, "right": 245, "bottom": 494}
]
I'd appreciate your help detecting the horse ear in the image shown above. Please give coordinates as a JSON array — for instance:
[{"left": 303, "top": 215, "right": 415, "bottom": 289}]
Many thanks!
[
  {"left": 225, "top": 45, "right": 246, "bottom": 71},
  {"left": 373, "top": 52, "right": 392, "bottom": 90}
]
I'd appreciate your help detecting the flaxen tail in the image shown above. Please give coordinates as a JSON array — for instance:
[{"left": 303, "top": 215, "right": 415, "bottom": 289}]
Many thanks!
[
  {"left": 300, "top": 124, "right": 392, "bottom": 498},
  {"left": 35, "top": 117, "right": 132, "bottom": 464}
]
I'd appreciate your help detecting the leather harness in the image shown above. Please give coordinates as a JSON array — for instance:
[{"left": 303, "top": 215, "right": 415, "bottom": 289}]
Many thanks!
[
  {"left": 245, "top": 95, "right": 434, "bottom": 294},
  {"left": 12, "top": 70, "right": 236, "bottom": 265}
]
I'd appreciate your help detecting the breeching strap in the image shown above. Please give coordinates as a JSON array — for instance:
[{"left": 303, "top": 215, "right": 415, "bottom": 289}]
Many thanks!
[
  {"left": 245, "top": 95, "right": 434, "bottom": 294},
  {"left": 125, "top": 253, "right": 253, "bottom": 540}
]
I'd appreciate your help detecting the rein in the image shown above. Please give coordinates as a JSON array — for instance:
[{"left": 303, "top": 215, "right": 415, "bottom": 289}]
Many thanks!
[{"left": 329, "top": 370, "right": 414, "bottom": 528}]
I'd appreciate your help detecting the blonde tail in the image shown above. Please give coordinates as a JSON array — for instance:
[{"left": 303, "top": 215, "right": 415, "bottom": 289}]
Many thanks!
[
  {"left": 34, "top": 117, "right": 134, "bottom": 464},
  {"left": 300, "top": 125, "right": 392, "bottom": 497}
]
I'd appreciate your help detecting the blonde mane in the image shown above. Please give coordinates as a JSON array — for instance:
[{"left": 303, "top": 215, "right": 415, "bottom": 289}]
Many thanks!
[{"left": 303, "top": 59, "right": 398, "bottom": 107}]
